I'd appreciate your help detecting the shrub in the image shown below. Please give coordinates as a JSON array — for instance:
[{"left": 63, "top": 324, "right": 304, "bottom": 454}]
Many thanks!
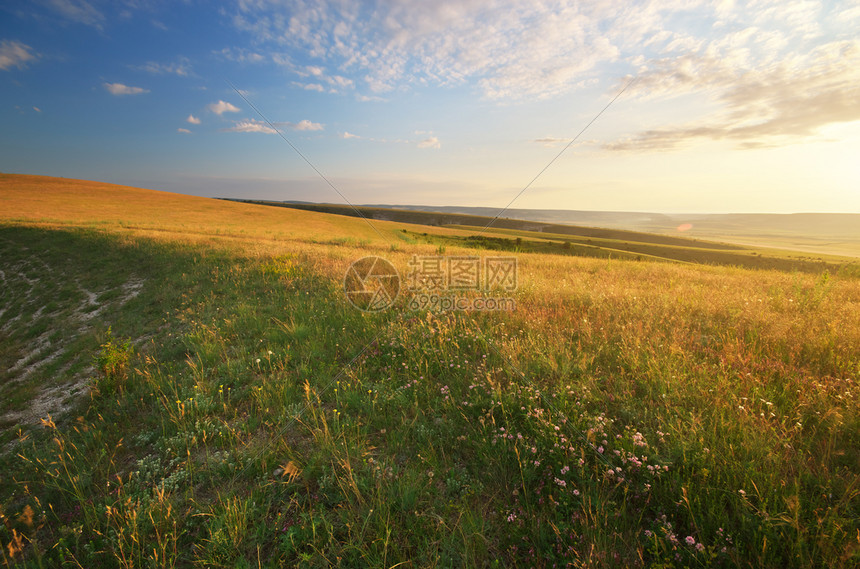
[{"left": 92, "top": 326, "right": 132, "bottom": 394}]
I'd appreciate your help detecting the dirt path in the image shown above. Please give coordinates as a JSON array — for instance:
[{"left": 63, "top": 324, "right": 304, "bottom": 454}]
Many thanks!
[{"left": 0, "top": 254, "right": 145, "bottom": 427}]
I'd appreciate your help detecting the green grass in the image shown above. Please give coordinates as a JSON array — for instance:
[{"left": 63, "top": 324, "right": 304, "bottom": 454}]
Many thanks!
[{"left": 0, "top": 178, "right": 858, "bottom": 568}]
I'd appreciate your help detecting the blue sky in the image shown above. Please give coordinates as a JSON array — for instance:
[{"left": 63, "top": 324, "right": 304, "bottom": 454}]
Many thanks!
[{"left": 1, "top": 0, "right": 859, "bottom": 213}]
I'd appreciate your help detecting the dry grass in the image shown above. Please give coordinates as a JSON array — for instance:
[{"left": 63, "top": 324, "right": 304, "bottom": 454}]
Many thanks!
[{"left": 0, "top": 173, "right": 400, "bottom": 243}]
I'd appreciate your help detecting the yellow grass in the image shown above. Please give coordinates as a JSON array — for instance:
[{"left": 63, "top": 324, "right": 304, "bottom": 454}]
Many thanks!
[
  {"left": 0, "top": 174, "right": 586, "bottom": 249},
  {"left": 0, "top": 173, "right": 401, "bottom": 243}
]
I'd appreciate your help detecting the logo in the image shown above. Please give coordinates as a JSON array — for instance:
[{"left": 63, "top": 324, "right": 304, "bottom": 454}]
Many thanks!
[
  {"left": 344, "top": 255, "right": 517, "bottom": 313},
  {"left": 344, "top": 256, "right": 401, "bottom": 312}
]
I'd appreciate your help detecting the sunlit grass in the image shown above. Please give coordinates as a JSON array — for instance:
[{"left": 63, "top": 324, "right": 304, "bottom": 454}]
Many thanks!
[{"left": 0, "top": 175, "right": 857, "bottom": 567}]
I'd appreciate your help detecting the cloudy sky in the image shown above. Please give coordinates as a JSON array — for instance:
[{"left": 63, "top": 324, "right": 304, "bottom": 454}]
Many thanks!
[{"left": 1, "top": 0, "right": 858, "bottom": 213}]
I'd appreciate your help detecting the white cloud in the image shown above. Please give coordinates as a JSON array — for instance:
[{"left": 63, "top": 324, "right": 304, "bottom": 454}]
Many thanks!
[
  {"left": 208, "top": 100, "right": 241, "bottom": 115},
  {"left": 342, "top": 131, "right": 361, "bottom": 139},
  {"left": 294, "top": 119, "right": 324, "bottom": 131},
  {"left": 275, "top": 60, "right": 355, "bottom": 93},
  {"left": 356, "top": 93, "right": 385, "bottom": 103},
  {"left": 230, "top": 0, "right": 860, "bottom": 110},
  {"left": 215, "top": 47, "right": 266, "bottom": 64},
  {"left": 293, "top": 82, "right": 326, "bottom": 92},
  {"left": 44, "top": 0, "right": 105, "bottom": 29},
  {"left": 418, "top": 136, "right": 441, "bottom": 149},
  {"left": 532, "top": 137, "right": 571, "bottom": 148},
  {"left": 276, "top": 119, "right": 324, "bottom": 131},
  {"left": 177, "top": 128, "right": 191, "bottom": 134},
  {"left": 224, "top": 119, "right": 277, "bottom": 134},
  {"left": 104, "top": 82, "right": 149, "bottom": 95},
  {"left": 33, "top": 106, "right": 41, "bottom": 112},
  {"left": 186, "top": 114, "right": 201, "bottom": 124},
  {"left": 137, "top": 58, "right": 192, "bottom": 77},
  {"left": 0, "top": 40, "right": 37, "bottom": 71},
  {"left": 607, "top": 38, "right": 860, "bottom": 152},
  {"left": 326, "top": 75, "right": 353, "bottom": 89},
  {"left": 232, "top": 0, "right": 622, "bottom": 100}
]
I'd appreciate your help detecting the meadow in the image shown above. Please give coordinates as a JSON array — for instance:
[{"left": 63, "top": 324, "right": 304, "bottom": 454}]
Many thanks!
[
  {"left": 0, "top": 175, "right": 858, "bottom": 568},
  {"left": 241, "top": 200, "right": 860, "bottom": 274}
]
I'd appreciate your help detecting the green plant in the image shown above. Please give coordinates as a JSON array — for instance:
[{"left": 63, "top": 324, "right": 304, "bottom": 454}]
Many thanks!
[{"left": 93, "top": 326, "right": 132, "bottom": 393}]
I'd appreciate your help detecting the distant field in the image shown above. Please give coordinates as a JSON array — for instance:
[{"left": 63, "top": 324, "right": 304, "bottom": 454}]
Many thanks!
[
  {"left": 1, "top": 175, "right": 858, "bottom": 568},
  {"left": 346, "top": 203, "right": 860, "bottom": 258},
  {"left": 243, "top": 200, "right": 860, "bottom": 275}
]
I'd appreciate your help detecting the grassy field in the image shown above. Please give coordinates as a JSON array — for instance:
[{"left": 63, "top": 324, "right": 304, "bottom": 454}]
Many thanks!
[
  {"left": 242, "top": 200, "right": 860, "bottom": 275},
  {"left": 287, "top": 204, "right": 860, "bottom": 258},
  {"left": 1, "top": 175, "right": 858, "bottom": 568}
]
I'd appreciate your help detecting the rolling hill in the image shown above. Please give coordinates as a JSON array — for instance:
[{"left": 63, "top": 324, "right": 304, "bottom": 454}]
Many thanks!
[{"left": 1, "top": 174, "right": 858, "bottom": 568}]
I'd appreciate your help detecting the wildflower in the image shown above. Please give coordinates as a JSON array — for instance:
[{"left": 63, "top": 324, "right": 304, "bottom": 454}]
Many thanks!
[
  {"left": 685, "top": 536, "right": 696, "bottom": 546},
  {"left": 696, "top": 543, "right": 705, "bottom": 552},
  {"left": 738, "top": 489, "right": 746, "bottom": 496},
  {"left": 644, "top": 530, "right": 652, "bottom": 537},
  {"left": 597, "top": 446, "right": 604, "bottom": 453},
  {"left": 572, "top": 489, "right": 580, "bottom": 496}
]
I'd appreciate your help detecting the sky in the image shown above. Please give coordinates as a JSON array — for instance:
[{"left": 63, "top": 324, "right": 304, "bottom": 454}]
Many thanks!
[{"left": 1, "top": 0, "right": 859, "bottom": 214}]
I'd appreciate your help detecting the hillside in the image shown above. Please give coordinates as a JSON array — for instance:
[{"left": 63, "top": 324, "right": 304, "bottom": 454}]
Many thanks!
[
  {"left": 238, "top": 199, "right": 860, "bottom": 274},
  {"left": 353, "top": 204, "right": 860, "bottom": 258},
  {"left": 1, "top": 175, "right": 858, "bottom": 568},
  {"left": 0, "top": 173, "right": 396, "bottom": 244}
]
